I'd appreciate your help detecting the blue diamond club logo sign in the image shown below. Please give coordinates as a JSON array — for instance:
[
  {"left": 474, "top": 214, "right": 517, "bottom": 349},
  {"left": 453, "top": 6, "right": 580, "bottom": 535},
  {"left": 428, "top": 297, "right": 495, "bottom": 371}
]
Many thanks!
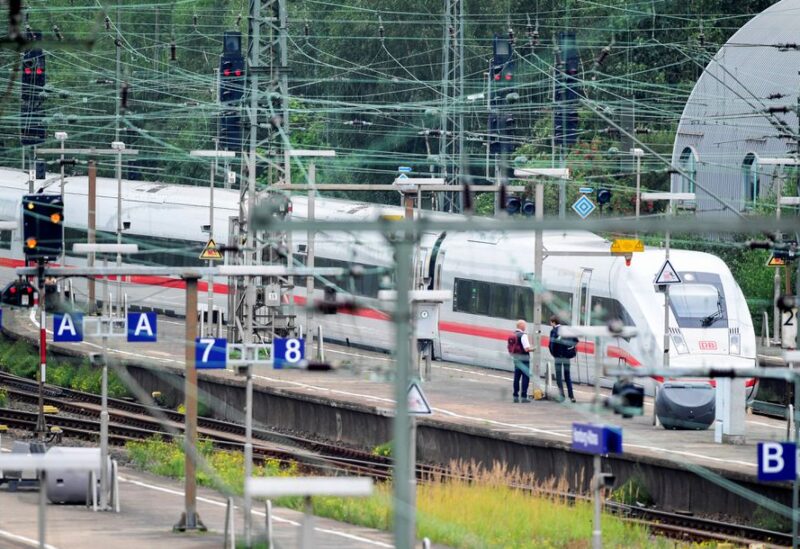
[{"left": 572, "top": 195, "right": 596, "bottom": 219}]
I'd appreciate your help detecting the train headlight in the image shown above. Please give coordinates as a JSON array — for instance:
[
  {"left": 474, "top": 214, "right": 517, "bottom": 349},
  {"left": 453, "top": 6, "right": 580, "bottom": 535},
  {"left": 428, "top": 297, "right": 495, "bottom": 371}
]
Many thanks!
[
  {"left": 671, "top": 334, "right": 689, "bottom": 354},
  {"left": 729, "top": 333, "right": 740, "bottom": 355}
]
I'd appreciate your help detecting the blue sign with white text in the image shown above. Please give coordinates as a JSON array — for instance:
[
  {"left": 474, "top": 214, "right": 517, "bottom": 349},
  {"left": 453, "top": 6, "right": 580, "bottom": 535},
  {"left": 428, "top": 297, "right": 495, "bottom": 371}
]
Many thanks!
[
  {"left": 758, "top": 442, "right": 797, "bottom": 482},
  {"left": 196, "top": 337, "right": 227, "bottom": 369},
  {"left": 54, "top": 313, "right": 84, "bottom": 342},
  {"left": 273, "top": 337, "right": 305, "bottom": 369},
  {"left": 572, "top": 423, "right": 622, "bottom": 455},
  {"left": 127, "top": 312, "right": 157, "bottom": 342}
]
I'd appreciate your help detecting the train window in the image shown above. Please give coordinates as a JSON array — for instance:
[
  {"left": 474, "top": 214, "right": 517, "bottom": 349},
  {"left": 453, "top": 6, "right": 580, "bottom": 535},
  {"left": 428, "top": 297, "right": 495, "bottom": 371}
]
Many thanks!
[
  {"left": 590, "top": 296, "right": 634, "bottom": 326},
  {"left": 312, "top": 256, "right": 384, "bottom": 298},
  {"left": 512, "top": 285, "right": 534, "bottom": 321},
  {"left": 670, "top": 283, "right": 727, "bottom": 328},
  {"left": 0, "top": 230, "right": 10, "bottom": 250},
  {"left": 490, "top": 284, "right": 510, "bottom": 318},
  {"left": 544, "top": 290, "right": 573, "bottom": 322}
]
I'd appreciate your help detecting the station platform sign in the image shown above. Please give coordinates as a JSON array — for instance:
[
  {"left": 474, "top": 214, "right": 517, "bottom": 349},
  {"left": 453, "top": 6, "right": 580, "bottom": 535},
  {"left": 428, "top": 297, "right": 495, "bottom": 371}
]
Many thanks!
[{"left": 572, "top": 423, "right": 622, "bottom": 455}]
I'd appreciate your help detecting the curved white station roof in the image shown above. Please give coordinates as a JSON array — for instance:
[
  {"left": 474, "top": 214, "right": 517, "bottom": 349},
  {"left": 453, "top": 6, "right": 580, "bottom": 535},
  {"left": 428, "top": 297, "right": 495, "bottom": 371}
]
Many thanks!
[{"left": 670, "top": 0, "right": 800, "bottom": 215}]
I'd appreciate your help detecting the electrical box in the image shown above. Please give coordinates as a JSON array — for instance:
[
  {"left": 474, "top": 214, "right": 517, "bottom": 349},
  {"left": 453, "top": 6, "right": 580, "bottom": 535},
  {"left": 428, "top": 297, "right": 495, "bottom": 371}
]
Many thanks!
[
  {"left": 415, "top": 302, "right": 439, "bottom": 341},
  {"left": 264, "top": 284, "right": 281, "bottom": 307}
]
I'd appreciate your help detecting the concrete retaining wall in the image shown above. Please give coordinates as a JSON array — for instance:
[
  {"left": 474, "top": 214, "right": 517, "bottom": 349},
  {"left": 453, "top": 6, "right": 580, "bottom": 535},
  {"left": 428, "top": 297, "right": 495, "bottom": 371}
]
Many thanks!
[{"left": 122, "top": 363, "right": 790, "bottom": 522}]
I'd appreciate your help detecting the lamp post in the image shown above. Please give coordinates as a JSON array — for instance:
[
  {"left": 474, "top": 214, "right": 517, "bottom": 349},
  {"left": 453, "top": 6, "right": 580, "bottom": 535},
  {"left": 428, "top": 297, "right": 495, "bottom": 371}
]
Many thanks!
[
  {"left": 758, "top": 157, "right": 800, "bottom": 345},
  {"left": 111, "top": 141, "right": 125, "bottom": 316},
  {"left": 190, "top": 147, "right": 236, "bottom": 336},
  {"left": 73, "top": 242, "right": 138, "bottom": 511},
  {"left": 35, "top": 145, "right": 139, "bottom": 316},
  {"left": 55, "top": 132, "right": 68, "bottom": 278},
  {"left": 514, "top": 168, "right": 571, "bottom": 384},
  {"left": 630, "top": 148, "right": 644, "bottom": 220},
  {"left": 641, "top": 192, "right": 694, "bottom": 373},
  {"left": 288, "top": 150, "right": 336, "bottom": 357}
]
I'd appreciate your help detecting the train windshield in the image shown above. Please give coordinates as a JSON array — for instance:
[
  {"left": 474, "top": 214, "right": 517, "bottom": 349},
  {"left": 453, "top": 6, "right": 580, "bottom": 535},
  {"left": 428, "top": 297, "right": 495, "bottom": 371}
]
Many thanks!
[{"left": 669, "top": 273, "right": 727, "bottom": 328}]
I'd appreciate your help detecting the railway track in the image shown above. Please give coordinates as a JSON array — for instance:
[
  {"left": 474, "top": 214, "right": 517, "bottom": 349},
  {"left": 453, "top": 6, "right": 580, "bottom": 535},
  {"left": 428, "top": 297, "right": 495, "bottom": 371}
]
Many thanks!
[
  {"left": 0, "top": 370, "right": 396, "bottom": 478},
  {"left": 0, "top": 370, "right": 791, "bottom": 546}
]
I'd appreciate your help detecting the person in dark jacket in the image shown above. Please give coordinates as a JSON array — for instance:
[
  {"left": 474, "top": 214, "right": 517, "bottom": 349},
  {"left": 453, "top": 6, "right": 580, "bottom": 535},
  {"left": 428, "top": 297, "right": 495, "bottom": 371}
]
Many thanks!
[{"left": 548, "top": 315, "right": 576, "bottom": 403}]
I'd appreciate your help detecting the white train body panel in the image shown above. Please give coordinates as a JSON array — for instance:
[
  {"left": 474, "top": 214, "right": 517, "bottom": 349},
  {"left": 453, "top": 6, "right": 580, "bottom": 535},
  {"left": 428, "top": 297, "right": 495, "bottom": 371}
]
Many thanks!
[{"left": 0, "top": 168, "right": 756, "bottom": 396}]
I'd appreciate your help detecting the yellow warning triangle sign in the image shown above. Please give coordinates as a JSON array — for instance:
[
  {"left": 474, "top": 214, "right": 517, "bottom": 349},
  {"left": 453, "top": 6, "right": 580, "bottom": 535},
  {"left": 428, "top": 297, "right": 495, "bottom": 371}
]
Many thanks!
[
  {"left": 199, "top": 239, "right": 223, "bottom": 261},
  {"left": 767, "top": 255, "right": 787, "bottom": 267}
]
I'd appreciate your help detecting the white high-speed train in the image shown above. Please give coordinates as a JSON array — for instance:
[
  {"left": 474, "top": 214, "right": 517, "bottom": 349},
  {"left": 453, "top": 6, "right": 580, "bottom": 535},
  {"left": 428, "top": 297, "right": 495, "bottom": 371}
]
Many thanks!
[{"left": 0, "top": 167, "right": 757, "bottom": 400}]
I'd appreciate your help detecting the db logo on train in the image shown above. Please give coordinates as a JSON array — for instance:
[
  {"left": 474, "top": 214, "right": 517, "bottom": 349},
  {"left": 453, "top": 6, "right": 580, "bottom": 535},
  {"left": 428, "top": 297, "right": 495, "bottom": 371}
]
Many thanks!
[{"left": 698, "top": 341, "right": 718, "bottom": 350}]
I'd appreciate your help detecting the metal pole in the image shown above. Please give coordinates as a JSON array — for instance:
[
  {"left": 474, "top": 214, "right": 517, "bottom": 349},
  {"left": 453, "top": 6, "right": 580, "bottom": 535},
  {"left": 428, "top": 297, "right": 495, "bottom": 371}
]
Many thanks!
[
  {"left": 306, "top": 162, "right": 316, "bottom": 358},
  {"left": 593, "top": 453, "right": 602, "bottom": 549},
  {"left": 207, "top": 141, "right": 217, "bottom": 336},
  {"left": 59, "top": 138, "right": 65, "bottom": 276},
  {"left": 36, "top": 266, "right": 47, "bottom": 438},
  {"left": 115, "top": 149, "right": 122, "bottom": 315},
  {"left": 663, "top": 201, "right": 672, "bottom": 371},
  {"left": 175, "top": 276, "right": 203, "bottom": 531},
  {"left": 88, "top": 161, "right": 97, "bottom": 314},
  {"left": 38, "top": 470, "right": 46, "bottom": 549},
  {"left": 300, "top": 496, "right": 314, "bottom": 549},
  {"left": 635, "top": 153, "right": 641, "bottom": 219},
  {"left": 775, "top": 189, "right": 782, "bottom": 344},
  {"left": 793, "top": 370, "right": 799, "bottom": 549},
  {"left": 592, "top": 332, "right": 602, "bottom": 549},
  {"left": 531, "top": 182, "right": 545, "bottom": 380},
  {"left": 99, "top": 334, "right": 109, "bottom": 510},
  {"left": 393, "top": 237, "right": 415, "bottom": 549},
  {"left": 244, "top": 366, "right": 253, "bottom": 547},
  {"left": 794, "top": 252, "right": 800, "bottom": 548}
]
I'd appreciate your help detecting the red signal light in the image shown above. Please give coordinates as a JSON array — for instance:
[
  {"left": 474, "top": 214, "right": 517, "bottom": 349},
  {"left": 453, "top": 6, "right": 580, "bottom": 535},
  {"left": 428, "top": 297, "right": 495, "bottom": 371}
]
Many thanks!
[
  {"left": 234, "top": 69, "right": 242, "bottom": 76},
  {"left": 505, "top": 73, "right": 512, "bottom": 81},
  {"left": 24, "top": 67, "right": 32, "bottom": 75},
  {"left": 223, "top": 69, "right": 231, "bottom": 76},
  {"left": 36, "top": 68, "right": 43, "bottom": 75},
  {"left": 9, "top": 287, "right": 16, "bottom": 295},
  {"left": 27, "top": 287, "right": 33, "bottom": 294},
  {"left": 494, "top": 74, "right": 500, "bottom": 81}
]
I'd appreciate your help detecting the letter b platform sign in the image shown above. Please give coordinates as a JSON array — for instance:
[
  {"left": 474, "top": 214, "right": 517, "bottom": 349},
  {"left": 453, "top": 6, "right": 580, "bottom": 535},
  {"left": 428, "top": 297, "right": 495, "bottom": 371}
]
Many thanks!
[{"left": 758, "top": 442, "right": 797, "bottom": 482}]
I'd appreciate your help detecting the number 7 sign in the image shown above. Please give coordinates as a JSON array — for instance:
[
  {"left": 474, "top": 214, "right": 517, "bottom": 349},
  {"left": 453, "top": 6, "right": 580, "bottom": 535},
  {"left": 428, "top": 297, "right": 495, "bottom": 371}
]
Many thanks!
[{"left": 195, "top": 337, "right": 227, "bottom": 369}]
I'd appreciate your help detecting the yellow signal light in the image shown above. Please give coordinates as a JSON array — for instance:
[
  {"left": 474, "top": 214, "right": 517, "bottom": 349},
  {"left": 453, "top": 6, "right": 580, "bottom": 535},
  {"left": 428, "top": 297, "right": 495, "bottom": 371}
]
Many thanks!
[
  {"left": 50, "top": 212, "right": 62, "bottom": 223},
  {"left": 27, "top": 202, "right": 34, "bottom": 210},
  {"left": 26, "top": 237, "right": 37, "bottom": 249}
]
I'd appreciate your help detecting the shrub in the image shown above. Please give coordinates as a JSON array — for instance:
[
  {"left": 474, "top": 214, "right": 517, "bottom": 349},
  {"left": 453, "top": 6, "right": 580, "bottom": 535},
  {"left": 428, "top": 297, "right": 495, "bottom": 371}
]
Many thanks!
[
  {"left": 372, "top": 441, "right": 392, "bottom": 457},
  {"left": 611, "top": 475, "right": 654, "bottom": 507},
  {"left": 0, "top": 387, "right": 8, "bottom": 408}
]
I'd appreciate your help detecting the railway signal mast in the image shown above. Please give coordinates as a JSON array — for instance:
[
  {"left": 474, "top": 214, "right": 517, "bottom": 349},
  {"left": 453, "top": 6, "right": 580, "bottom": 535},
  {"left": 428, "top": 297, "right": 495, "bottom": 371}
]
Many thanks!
[
  {"left": 224, "top": 1, "right": 293, "bottom": 543},
  {"left": 21, "top": 193, "right": 64, "bottom": 437}
]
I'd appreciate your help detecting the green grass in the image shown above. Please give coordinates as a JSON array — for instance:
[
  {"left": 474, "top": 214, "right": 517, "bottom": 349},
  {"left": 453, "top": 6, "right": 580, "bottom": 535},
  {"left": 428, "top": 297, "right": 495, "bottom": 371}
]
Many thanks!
[
  {"left": 125, "top": 437, "right": 721, "bottom": 548},
  {"left": 0, "top": 335, "right": 130, "bottom": 398}
]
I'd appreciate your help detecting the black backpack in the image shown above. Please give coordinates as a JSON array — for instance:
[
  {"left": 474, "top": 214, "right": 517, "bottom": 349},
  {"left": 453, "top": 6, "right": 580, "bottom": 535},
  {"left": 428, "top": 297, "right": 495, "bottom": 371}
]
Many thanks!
[{"left": 550, "top": 326, "right": 578, "bottom": 359}]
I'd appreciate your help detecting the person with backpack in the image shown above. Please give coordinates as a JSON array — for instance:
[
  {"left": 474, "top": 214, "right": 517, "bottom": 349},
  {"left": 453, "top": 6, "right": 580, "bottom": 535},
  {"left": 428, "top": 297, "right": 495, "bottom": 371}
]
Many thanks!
[
  {"left": 508, "top": 319, "right": 533, "bottom": 403},
  {"left": 549, "top": 315, "right": 577, "bottom": 403}
]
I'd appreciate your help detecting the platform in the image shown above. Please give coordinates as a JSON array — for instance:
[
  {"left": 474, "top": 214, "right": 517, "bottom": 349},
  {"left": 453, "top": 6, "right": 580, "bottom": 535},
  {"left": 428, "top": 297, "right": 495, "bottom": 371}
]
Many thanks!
[
  {"left": 0, "top": 435, "right": 397, "bottom": 549},
  {"left": 1, "top": 307, "right": 794, "bottom": 520}
]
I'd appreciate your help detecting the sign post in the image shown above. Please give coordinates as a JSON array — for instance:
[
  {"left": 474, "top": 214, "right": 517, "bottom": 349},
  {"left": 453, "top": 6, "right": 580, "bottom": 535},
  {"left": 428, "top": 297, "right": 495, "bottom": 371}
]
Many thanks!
[{"left": 572, "top": 423, "right": 622, "bottom": 549}]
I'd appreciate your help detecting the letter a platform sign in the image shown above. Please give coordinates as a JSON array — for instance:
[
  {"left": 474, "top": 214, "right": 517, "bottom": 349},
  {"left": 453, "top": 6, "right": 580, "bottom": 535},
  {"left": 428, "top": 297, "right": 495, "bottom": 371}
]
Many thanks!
[
  {"left": 758, "top": 442, "right": 797, "bottom": 482},
  {"left": 54, "top": 313, "right": 84, "bottom": 342},
  {"left": 127, "top": 312, "right": 157, "bottom": 342}
]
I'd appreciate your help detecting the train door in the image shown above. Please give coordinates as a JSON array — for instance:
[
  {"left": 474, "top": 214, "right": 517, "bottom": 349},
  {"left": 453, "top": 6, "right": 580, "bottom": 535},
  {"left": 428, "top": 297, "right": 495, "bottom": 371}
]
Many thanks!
[
  {"left": 425, "top": 232, "right": 448, "bottom": 359},
  {"left": 573, "top": 268, "right": 593, "bottom": 384}
]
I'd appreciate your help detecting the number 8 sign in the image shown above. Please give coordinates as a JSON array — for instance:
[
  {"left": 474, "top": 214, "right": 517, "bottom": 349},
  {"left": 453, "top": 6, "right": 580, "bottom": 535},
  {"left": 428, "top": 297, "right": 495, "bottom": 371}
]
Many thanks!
[{"left": 273, "top": 337, "right": 304, "bottom": 369}]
